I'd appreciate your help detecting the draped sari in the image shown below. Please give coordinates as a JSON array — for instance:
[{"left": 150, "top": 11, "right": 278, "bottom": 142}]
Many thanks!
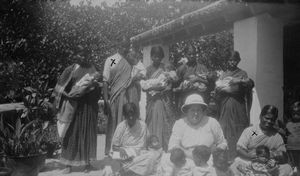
[
  {"left": 104, "top": 53, "right": 133, "bottom": 154},
  {"left": 217, "top": 68, "right": 253, "bottom": 160},
  {"left": 145, "top": 64, "right": 175, "bottom": 151},
  {"left": 231, "top": 125, "right": 292, "bottom": 176},
  {"left": 55, "top": 64, "right": 100, "bottom": 166}
]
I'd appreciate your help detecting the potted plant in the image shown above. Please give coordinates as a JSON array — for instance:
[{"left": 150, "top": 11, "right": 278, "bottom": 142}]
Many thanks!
[{"left": 0, "top": 86, "right": 56, "bottom": 176}]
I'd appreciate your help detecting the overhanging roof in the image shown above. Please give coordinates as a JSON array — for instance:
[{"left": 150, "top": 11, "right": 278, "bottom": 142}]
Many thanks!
[{"left": 130, "top": 0, "right": 300, "bottom": 46}]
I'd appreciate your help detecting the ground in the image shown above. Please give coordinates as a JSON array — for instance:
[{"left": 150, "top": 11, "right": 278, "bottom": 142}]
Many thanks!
[{"left": 39, "top": 134, "right": 107, "bottom": 176}]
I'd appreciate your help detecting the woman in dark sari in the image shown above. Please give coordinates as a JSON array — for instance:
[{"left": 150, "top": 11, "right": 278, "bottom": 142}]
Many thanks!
[
  {"left": 142, "top": 46, "right": 176, "bottom": 151},
  {"left": 52, "top": 47, "right": 100, "bottom": 174},
  {"left": 215, "top": 51, "right": 254, "bottom": 161},
  {"left": 175, "top": 45, "right": 210, "bottom": 113}
]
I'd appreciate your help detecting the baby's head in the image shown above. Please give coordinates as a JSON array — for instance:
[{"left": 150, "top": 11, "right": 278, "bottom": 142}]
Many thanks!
[
  {"left": 146, "top": 135, "right": 161, "bottom": 150},
  {"left": 255, "top": 145, "right": 270, "bottom": 163},
  {"left": 170, "top": 148, "right": 186, "bottom": 168},
  {"left": 192, "top": 145, "right": 211, "bottom": 167},
  {"left": 164, "top": 63, "right": 175, "bottom": 72},
  {"left": 91, "top": 72, "right": 102, "bottom": 82},
  {"left": 213, "top": 148, "right": 230, "bottom": 171}
]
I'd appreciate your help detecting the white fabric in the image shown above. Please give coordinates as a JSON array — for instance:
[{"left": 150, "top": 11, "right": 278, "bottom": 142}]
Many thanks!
[
  {"left": 168, "top": 117, "right": 227, "bottom": 159},
  {"left": 103, "top": 53, "right": 123, "bottom": 82},
  {"left": 131, "top": 60, "right": 146, "bottom": 78},
  {"left": 57, "top": 120, "right": 70, "bottom": 139}
]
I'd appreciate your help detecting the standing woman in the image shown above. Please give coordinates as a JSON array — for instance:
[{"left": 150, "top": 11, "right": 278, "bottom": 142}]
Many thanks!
[
  {"left": 215, "top": 51, "right": 254, "bottom": 160},
  {"left": 52, "top": 46, "right": 100, "bottom": 174},
  {"left": 102, "top": 38, "right": 132, "bottom": 155},
  {"left": 143, "top": 46, "right": 176, "bottom": 151}
]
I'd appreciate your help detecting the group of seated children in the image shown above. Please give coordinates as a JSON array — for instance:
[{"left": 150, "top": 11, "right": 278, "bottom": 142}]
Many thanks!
[{"left": 121, "top": 135, "right": 233, "bottom": 176}]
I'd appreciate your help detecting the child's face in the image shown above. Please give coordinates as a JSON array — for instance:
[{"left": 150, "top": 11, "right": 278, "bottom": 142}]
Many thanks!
[
  {"left": 256, "top": 151, "right": 269, "bottom": 163},
  {"left": 149, "top": 137, "right": 161, "bottom": 149},
  {"left": 291, "top": 101, "right": 300, "bottom": 121}
]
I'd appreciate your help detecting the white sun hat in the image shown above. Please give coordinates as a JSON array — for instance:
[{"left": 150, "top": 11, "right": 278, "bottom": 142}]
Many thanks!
[{"left": 181, "top": 94, "right": 208, "bottom": 113}]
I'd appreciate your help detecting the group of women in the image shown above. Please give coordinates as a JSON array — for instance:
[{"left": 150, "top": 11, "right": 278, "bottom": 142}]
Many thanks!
[{"left": 52, "top": 40, "right": 297, "bottom": 176}]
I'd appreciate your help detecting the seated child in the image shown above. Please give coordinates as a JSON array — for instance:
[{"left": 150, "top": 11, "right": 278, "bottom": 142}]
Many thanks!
[
  {"left": 157, "top": 148, "right": 194, "bottom": 176},
  {"left": 141, "top": 64, "right": 177, "bottom": 96},
  {"left": 173, "top": 73, "right": 207, "bottom": 93},
  {"left": 237, "top": 145, "right": 278, "bottom": 176},
  {"left": 211, "top": 148, "right": 234, "bottom": 176},
  {"left": 192, "top": 145, "right": 212, "bottom": 176}
]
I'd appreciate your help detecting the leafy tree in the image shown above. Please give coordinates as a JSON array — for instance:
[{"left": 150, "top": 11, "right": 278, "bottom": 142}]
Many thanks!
[{"left": 0, "top": 0, "right": 232, "bottom": 103}]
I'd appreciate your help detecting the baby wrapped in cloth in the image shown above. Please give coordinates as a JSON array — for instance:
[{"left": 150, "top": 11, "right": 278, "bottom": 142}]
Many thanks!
[
  {"left": 57, "top": 71, "right": 101, "bottom": 138},
  {"left": 140, "top": 64, "right": 177, "bottom": 96}
]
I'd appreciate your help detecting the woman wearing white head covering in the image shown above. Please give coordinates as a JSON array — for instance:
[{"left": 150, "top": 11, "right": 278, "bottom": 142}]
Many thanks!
[{"left": 168, "top": 93, "right": 227, "bottom": 159}]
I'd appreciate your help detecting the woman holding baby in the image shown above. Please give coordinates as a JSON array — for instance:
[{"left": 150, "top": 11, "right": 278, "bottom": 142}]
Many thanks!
[
  {"left": 175, "top": 44, "right": 210, "bottom": 115},
  {"left": 231, "top": 105, "right": 293, "bottom": 176},
  {"left": 142, "top": 46, "right": 177, "bottom": 151},
  {"left": 215, "top": 50, "right": 254, "bottom": 161},
  {"left": 52, "top": 46, "right": 101, "bottom": 174}
]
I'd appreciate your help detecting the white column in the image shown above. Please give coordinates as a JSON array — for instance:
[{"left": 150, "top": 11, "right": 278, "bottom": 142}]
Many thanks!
[
  {"left": 234, "top": 13, "right": 283, "bottom": 125},
  {"left": 139, "top": 44, "right": 170, "bottom": 121}
]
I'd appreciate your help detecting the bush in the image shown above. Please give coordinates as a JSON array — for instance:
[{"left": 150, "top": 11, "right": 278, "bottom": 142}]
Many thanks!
[{"left": 0, "top": 0, "right": 232, "bottom": 104}]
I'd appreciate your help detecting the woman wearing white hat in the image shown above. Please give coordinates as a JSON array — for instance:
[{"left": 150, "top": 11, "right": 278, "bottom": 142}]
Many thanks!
[{"left": 168, "top": 93, "right": 227, "bottom": 159}]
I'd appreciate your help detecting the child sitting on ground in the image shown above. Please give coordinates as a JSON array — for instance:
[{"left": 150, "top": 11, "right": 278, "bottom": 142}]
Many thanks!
[
  {"left": 237, "top": 145, "right": 278, "bottom": 176},
  {"left": 157, "top": 148, "right": 194, "bottom": 176},
  {"left": 141, "top": 64, "right": 177, "bottom": 96},
  {"left": 211, "top": 148, "right": 234, "bottom": 176},
  {"left": 192, "top": 145, "right": 212, "bottom": 176}
]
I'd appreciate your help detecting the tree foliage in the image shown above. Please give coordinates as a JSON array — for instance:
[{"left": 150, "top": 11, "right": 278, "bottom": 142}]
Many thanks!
[{"left": 0, "top": 0, "right": 232, "bottom": 103}]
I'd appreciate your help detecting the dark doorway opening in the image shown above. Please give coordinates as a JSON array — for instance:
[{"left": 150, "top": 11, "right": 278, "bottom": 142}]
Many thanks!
[{"left": 283, "top": 23, "right": 300, "bottom": 116}]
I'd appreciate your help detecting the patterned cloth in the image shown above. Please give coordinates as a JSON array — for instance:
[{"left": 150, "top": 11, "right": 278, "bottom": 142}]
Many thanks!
[
  {"left": 103, "top": 53, "right": 133, "bottom": 154},
  {"left": 237, "top": 125, "right": 286, "bottom": 155},
  {"left": 111, "top": 120, "right": 148, "bottom": 156}
]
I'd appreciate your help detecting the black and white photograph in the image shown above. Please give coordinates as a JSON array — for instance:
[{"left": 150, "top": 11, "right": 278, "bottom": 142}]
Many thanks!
[{"left": 0, "top": 0, "right": 300, "bottom": 175}]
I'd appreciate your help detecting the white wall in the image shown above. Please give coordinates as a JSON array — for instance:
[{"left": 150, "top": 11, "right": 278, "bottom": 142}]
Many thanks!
[{"left": 234, "top": 13, "right": 283, "bottom": 125}]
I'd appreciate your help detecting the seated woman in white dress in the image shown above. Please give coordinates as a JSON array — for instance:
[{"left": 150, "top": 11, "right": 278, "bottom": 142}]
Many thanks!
[{"left": 168, "top": 93, "right": 227, "bottom": 160}]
